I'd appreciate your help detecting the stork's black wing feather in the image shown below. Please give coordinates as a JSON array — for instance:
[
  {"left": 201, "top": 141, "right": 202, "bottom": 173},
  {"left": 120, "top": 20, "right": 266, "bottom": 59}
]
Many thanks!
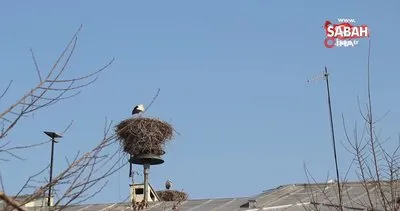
[{"left": 132, "top": 106, "right": 139, "bottom": 115}]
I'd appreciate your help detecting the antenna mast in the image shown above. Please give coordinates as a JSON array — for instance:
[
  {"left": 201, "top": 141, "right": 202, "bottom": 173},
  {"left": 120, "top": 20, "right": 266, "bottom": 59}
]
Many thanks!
[{"left": 309, "top": 67, "right": 343, "bottom": 211}]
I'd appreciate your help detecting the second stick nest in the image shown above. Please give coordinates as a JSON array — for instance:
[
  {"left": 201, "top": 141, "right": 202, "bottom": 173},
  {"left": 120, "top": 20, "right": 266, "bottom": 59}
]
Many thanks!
[
  {"left": 156, "top": 190, "right": 188, "bottom": 202},
  {"left": 116, "top": 117, "right": 174, "bottom": 156}
]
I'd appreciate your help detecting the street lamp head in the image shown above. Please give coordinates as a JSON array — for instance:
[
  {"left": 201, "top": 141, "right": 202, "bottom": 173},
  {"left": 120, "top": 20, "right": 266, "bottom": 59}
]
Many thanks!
[{"left": 44, "top": 131, "right": 63, "bottom": 140}]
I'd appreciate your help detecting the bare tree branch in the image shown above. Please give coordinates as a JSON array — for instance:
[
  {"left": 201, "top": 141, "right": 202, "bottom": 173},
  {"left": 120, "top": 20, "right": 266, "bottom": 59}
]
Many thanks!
[
  {"left": 303, "top": 40, "right": 400, "bottom": 211},
  {"left": 0, "top": 80, "right": 13, "bottom": 102},
  {"left": 0, "top": 192, "right": 27, "bottom": 211},
  {"left": 30, "top": 48, "right": 42, "bottom": 82},
  {"left": 0, "top": 24, "right": 114, "bottom": 140}
]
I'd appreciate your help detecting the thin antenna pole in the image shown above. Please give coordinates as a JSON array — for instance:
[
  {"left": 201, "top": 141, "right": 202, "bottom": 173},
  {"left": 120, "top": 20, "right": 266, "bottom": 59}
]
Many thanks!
[{"left": 324, "top": 67, "right": 343, "bottom": 211}]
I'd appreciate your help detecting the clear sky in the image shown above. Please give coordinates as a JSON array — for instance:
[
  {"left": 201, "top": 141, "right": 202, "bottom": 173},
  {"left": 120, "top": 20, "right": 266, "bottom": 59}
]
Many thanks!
[{"left": 0, "top": 0, "right": 400, "bottom": 204}]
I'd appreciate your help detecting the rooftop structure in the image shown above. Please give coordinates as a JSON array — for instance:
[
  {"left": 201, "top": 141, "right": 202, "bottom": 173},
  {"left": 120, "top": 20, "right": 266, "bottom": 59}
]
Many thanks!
[{"left": 4, "top": 181, "right": 396, "bottom": 211}]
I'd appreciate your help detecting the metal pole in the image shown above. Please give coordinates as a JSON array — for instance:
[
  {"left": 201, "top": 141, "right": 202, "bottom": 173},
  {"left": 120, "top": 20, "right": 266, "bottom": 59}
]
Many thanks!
[
  {"left": 48, "top": 138, "right": 55, "bottom": 207},
  {"left": 143, "top": 164, "right": 150, "bottom": 203},
  {"left": 324, "top": 67, "right": 343, "bottom": 211},
  {"left": 129, "top": 156, "right": 133, "bottom": 178}
]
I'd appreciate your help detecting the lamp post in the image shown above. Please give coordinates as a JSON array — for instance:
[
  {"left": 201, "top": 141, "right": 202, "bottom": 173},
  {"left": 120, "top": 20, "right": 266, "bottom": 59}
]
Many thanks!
[{"left": 44, "top": 131, "right": 62, "bottom": 207}]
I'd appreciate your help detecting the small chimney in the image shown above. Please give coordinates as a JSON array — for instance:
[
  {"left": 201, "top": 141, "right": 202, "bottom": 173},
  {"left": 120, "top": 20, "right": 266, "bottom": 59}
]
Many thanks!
[
  {"left": 248, "top": 199, "right": 257, "bottom": 208},
  {"left": 241, "top": 199, "right": 257, "bottom": 209},
  {"left": 130, "top": 183, "right": 160, "bottom": 204}
]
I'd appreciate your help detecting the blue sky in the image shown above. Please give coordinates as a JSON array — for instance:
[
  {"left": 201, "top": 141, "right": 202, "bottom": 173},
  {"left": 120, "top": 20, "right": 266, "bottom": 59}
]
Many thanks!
[{"left": 0, "top": 0, "right": 400, "bottom": 204}]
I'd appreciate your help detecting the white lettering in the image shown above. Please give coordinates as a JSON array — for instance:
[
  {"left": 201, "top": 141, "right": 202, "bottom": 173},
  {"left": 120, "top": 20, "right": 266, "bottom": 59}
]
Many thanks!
[
  {"left": 335, "top": 27, "right": 343, "bottom": 37},
  {"left": 335, "top": 39, "right": 344, "bottom": 47},
  {"left": 327, "top": 26, "right": 335, "bottom": 37},
  {"left": 351, "top": 27, "right": 359, "bottom": 37},
  {"left": 337, "top": 18, "right": 356, "bottom": 23},
  {"left": 343, "top": 27, "right": 351, "bottom": 37},
  {"left": 330, "top": 26, "right": 369, "bottom": 38},
  {"left": 359, "top": 26, "right": 368, "bottom": 37},
  {"left": 335, "top": 39, "right": 357, "bottom": 47}
]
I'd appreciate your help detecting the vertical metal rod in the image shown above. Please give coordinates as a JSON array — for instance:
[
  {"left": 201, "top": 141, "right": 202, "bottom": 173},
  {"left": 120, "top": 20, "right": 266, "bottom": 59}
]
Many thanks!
[
  {"left": 324, "top": 67, "right": 343, "bottom": 211},
  {"left": 129, "top": 156, "right": 133, "bottom": 177},
  {"left": 48, "top": 138, "right": 55, "bottom": 207},
  {"left": 143, "top": 164, "right": 150, "bottom": 203}
]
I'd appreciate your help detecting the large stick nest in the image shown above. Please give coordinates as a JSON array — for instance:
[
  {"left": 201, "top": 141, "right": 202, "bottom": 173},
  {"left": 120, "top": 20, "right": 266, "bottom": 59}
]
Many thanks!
[
  {"left": 156, "top": 190, "right": 188, "bottom": 202},
  {"left": 116, "top": 117, "right": 174, "bottom": 156}
]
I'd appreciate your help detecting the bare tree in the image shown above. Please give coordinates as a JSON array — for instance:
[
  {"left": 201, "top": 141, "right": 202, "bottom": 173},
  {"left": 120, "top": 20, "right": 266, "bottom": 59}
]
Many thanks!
[
  {"left": 303, "top": 40, "right": 400, "bottom": 211},
  {"left": 0, "top": 25, "right": 113, "bottom": 140},
  {"left": 0, "top": 25, "right": 137, "bottom": 211}
]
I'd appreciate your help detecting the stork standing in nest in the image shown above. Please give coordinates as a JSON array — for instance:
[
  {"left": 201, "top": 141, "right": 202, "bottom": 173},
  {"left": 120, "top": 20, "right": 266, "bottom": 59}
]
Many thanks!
[
  {"left": 166, "top": 179, "right": 172, "bottom": 190},
  {"left": 132, "top": 104, "right": 145, "bottom": 116}
]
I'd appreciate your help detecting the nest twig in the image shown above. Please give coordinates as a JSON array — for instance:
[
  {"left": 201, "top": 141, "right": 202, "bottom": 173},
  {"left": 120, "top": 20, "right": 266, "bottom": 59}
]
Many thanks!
[
  {"left": 116, "top": 117, "right": 174, "bottom": 156},
  {"left": 156, "top": 190, "right": 188, "bottom": 202}
]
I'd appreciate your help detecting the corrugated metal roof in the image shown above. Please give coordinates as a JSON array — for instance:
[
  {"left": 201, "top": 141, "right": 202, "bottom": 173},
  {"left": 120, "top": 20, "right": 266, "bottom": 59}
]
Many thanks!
[
  {"left": 61, "top": 197, "right": 249, "bottom": 211},
  {"left": 4, "top": 182, "right": 398, "bottom": 210}
]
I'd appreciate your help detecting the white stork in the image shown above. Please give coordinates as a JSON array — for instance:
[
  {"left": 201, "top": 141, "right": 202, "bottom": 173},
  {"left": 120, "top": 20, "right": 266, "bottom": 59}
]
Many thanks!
[
  {"left": 165, "top": 180, "right": 172, "bottom": 190},
  {"left": 132, "top": 104, "right": 145, "bottom": 115}
]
